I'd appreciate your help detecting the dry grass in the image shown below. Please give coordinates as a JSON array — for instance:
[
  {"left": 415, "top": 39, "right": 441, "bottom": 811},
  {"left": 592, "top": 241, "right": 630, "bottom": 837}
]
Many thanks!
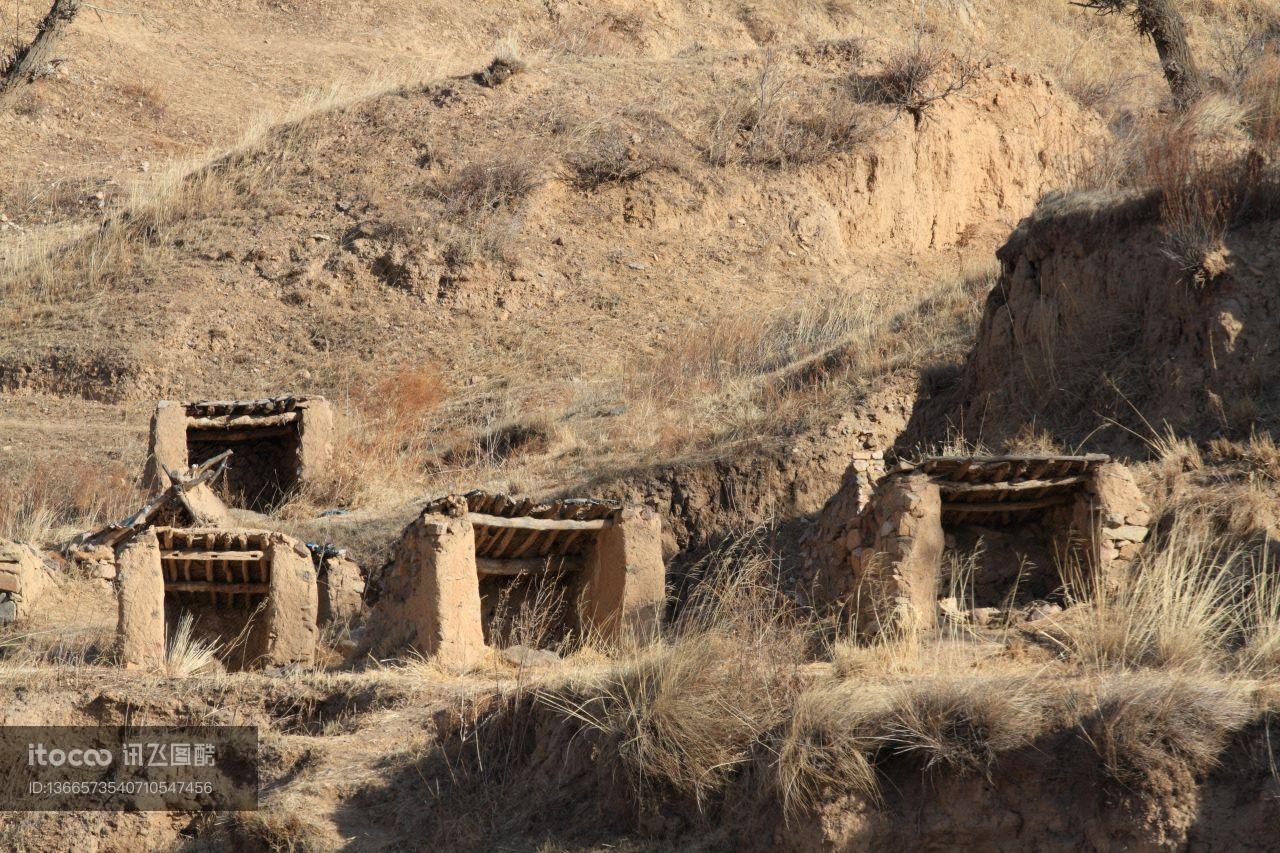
[
  {"left": 0, "top": 459, "right": 142, "bottom": 546},
  {"left": 164, "top": 612, "right": 222, "bottom": 677},
  {"left": 1055, "top": 518, "right": 1244, "bottom": 671},
  {"left": 539, "top": 541, "right": 807, "bottom": 806},
  {"left": 705, "top": 59, "right": 874, "bottom": 168},
  {"left": 775, "top": 681, "right": 887, "bottom": 819},
  {"left": 883, "top": 675, "right": 1046, "bottom": 775},
  {"left": 1082, "top": 673, "right": 1253, "bottom": 786}
]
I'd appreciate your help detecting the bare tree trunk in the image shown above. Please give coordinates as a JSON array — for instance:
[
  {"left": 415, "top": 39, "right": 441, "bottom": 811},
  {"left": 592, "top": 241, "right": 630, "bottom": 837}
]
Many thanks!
[
  {"left": 1133, "top": 0, "right": 1204, "bottom": 107},
  {"left": 1075, "top": 0, "right": 1205, "bottom": 107},
  {"left": 0, "top": 0, "right": 83, "bottom": 108}
]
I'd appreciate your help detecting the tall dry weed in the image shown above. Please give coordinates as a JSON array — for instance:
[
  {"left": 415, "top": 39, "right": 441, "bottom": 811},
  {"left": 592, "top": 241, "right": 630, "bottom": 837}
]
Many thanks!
[
  {"left": 1056, "top": 517, "right": 1244, "bottom": 671},
  {"left": 539, "top": 537, "right": 808, "bottom": 806}
]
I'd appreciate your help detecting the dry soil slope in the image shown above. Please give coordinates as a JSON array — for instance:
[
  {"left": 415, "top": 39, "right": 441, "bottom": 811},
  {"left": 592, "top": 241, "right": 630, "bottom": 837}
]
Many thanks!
[{"left": 0, "top": 50, "right": 1101, "bottom": 403}]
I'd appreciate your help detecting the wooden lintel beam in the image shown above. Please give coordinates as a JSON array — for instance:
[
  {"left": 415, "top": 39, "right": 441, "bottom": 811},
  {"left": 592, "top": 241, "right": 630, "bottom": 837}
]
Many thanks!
[
  {"left": 186, "top": 412, "right": 300, "bottom": 430},
  {"left": 186, "top": 426, "right": 296, "bottom": 442},
  {"left": 938, "top": 475, "right": 1087, "bottom": 495},
  {"left": 942, "top": 496, "right": 1071, "bottom": 514},
  {"left": 476, "top": 556, "right": 583, "bottom": 576},
  {"left": 162, "top": 550, "right": 265, "bottom": 562},
  {"left": 166, "top": 582, "right": 269, "bottom": 594},
  {"left": 467, "top": 512, "right": 610, "bottom": 532}
]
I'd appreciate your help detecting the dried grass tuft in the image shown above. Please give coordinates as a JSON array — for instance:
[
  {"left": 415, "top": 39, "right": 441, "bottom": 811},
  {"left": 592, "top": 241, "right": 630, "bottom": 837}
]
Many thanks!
[{"left": 1082, "top": 673, "right": 1252, "bottom": 786}]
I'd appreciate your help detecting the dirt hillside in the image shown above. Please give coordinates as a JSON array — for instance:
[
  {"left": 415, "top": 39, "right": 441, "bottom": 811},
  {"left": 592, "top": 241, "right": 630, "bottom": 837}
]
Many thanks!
[{"left": 925, "top": 183, "right": 1280, "bottom": 451}]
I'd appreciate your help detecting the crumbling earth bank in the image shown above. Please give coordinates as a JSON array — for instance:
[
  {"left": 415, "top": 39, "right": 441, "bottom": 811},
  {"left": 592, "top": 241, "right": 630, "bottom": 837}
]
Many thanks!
[
  {"left": 952, "top": 191, "right": 1280, "bottom": 448},
  {"left": 397, "top": 691, "right": 1280, "bottom": 852}
]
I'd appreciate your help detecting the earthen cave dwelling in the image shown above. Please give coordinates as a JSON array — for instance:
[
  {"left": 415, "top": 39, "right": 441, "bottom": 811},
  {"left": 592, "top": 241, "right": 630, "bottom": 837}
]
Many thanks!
[
  {"left": 820, "top": 453, "right": 1151, "bottom": 633},
  {"left": 116, "top": 526, "right": 319, "bottom": 671},
  {"left": 363, "top": 491, "right": 666, "bottom": 669},
  {"left": 145, "top": 395, "right": 335, "bottom": 512}
]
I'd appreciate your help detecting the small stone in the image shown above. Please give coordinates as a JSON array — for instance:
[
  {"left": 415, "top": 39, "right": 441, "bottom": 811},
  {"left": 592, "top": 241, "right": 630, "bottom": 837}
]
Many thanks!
[
  {"left": 1022, "top": 601, "right": 1062, "bottom": 622},
  {"left": 971, "top": 607, "right": 1002, "bottom": 627},
  {"left": 939, "top": 597, "right": 967, "bottom": 624},
  {"left": 1106, "top": 525, "right": 1148, "bottom": 542}
]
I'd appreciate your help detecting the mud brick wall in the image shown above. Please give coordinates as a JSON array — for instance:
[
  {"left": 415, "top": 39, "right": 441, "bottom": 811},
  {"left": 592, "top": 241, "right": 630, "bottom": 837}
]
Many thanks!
[
  {"left": 0, "top": 539, "right": 53, "bottom": 624},
  {"left": 116, "top": 528, "right": 318, "bottom": 671}
]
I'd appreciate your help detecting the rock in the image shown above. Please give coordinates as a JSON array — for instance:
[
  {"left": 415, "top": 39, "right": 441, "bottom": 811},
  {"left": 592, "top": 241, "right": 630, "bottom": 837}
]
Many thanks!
[
  {"left": 971, "top": 607, "right": 1002, "bottom": 627},
  {"left": 1021, "top": 601, "right": 1062, "bottom": 622},
  {"left": 501, "top": 645, "right": 560, "bottom": 668},
  {"left": 939, "top": 596, "right": 968, "bottom": 624},
  {"left": 1106, "top": 525, "right": 1148, "bottom": 542}
]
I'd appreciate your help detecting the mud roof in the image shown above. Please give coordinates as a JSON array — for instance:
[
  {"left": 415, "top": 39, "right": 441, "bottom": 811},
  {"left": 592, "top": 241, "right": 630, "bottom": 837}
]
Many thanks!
[
  {"left": 895, "top": 454, "right": 1112, "bottom": 522},
  {"left": 422, "top": 490, "right": 622, "bottom": 561},
  {"left": 176, "top": 395, "right": 324, "bottom": 418}
]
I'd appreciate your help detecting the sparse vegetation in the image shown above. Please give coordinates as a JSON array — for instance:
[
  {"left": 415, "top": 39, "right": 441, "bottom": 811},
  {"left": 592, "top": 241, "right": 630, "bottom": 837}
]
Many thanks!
[
  {"left": 705, "top": 60, "right": 874, "bottom": 166},
  {"left": 873, "top": 27, "right": 982, "bottom": 122},
  {"left": 5, "top": 0, "right": 1280, "bottom": 848}
]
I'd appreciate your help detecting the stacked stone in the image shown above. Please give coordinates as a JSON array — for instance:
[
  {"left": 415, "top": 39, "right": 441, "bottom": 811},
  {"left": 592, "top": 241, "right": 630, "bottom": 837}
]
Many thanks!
[
  {"left": 847, "top": 473, "right": 943, "bottom": 634},
  {"left": 74, "top": 544, "right": 118, "bottom": 586},
  {"left": 848, "top": 451, "right": 887, "bottom": 512},
  {"left": 0, "top": 539, "right": 53, "bottom": 623},
  {"left": 804, "top": 450, "right": 887, "bottom": 604},
  {"left": 1086, "top": 462, "right": 1152, "bottom": 573}
]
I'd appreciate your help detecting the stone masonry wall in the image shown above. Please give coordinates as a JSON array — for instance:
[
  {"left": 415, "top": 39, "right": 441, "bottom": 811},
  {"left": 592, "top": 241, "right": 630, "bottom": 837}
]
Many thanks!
[{"left": 848, "top": 473, "right": 943, "bottom": 634}]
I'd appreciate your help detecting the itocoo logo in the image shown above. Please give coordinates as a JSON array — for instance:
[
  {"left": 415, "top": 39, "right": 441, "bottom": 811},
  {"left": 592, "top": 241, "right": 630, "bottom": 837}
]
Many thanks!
[{"left": 27, "top": 743, "right": 114, "bottom": 767}]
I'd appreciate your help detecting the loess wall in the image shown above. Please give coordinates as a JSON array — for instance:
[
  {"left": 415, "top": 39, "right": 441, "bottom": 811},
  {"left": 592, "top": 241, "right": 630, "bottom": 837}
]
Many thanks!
[{"left": 950, "top": 191, "right": 1280, "bottom": 449}]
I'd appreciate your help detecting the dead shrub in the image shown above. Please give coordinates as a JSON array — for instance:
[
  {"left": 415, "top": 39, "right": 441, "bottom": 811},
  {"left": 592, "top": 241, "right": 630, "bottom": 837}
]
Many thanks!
[
  {"left": 475, "top": 40, "right": 526, "bottom": 88},
  {"left": 1082, "top": 674, "right": 1252, "bottom": 787},
  {"left": 873, "top": 39, "right": 981, "bottom": 122},
  {"left": 705, "top": 61, "right": 873, "bottom": 168},
  {"left": 565, "top": 111, "right": 689, "bottom": 188},
  {"left": 430, "top": 153, "right": 545, "bottom": 219}
]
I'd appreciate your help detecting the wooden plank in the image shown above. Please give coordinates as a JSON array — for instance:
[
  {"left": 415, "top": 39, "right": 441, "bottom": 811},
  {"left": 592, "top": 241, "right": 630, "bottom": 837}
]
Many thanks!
[
  {"left": 165, "top": 582, "right": 269, "bottom": 594},
  {"left": 476, "top": 557, "right": 583, "bottom": 576},
  {"left": 467, "top": 512, "right": 610, "bottom": 532},
  {"left": 186, "top": 425, "right": 296, "bottom": 443},
  {"left": 942, "top": 495, "right": 1071, "bottom": 514},
  {"left": 508, "top": 529, "right": 545, "bottom": 559},
  {"left": 162, "top": 550, "right": 266, "bottom": 561},
  {"left": 940, "top": 476, "right": 1086, "bottom": 495},
  {"left": 484, "top": 524, "right": 521, "bottom": 560}
]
